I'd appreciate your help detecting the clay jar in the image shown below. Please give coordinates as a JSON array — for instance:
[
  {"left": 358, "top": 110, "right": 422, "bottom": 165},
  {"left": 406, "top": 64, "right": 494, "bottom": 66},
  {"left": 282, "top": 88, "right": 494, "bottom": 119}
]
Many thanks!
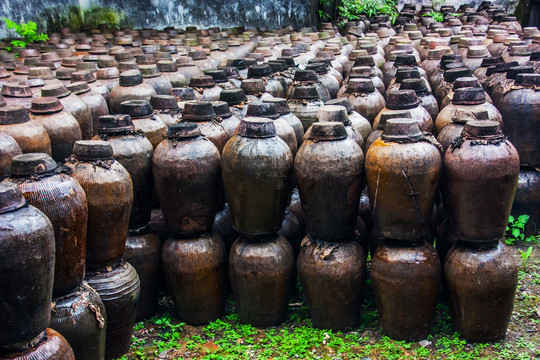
[
  {"left": 339, "top": 79, "right": 385, "bottom": 126},
  {"left": 65, "top": 140, "right": 133, "bottom": 268},
  {"left": 176, "top": 58, "right": 205, "bottom": 82},
  {"left": 118, "top": 100, "right": 167, "bottom": 149},
  {"left": 305, "top": 62, "right": 340, "bottom": 99},
  {"left": 0, "top": 328, "right": 75, "bottom": 360},
  {"left": 181, "top": 101, "right": 229, "bottom": 153},
  {"left": 85, "top": 260, "right": 140, "bottom": 360},
  {"left": 365, "top": 119, "right": 442, "bottom": 240},
  {"left": 309, "top": 105, "right": 364, "bottom": 148},
  {"left": 157, "top": 60, "right": 188, "bottom": 88},
  {"left": 109, "top": 70, "right": 157, "bottom": 113},
  {"left": 440, "top": 76, "right": 493, "bottom": 110},
  {"left": 151, "top": 95, "right": 181, "bottom": 127},
  {"left": 170, "top": 87, "right": 198, "bottom": 111},
  {"left": 371, "top": 240, "right": 441, "bottom": 340},
  {"left": 288, "top": 85, "right": 325, "bottom": 132},
  {"left": 348, "top": 65, "right": 386, "bottom": 95},
  {"left": 229, "top": 233, "right": 295, "bottom": 326},
  {"left": 287, "top": 69, "right": 330, "bottom": 102},
  {"left": 222, "top": 118, "right": 293, "bottom": 235},
  {"left": 443, "top": 121, "right": 519, "bottom": 243},
  {"left": 212, "top": 101, "right": 241, "bottom": 138},
  {"left": 498, "top": 74, "right": 540, "bottom": 168},
  {"left": 365, "top": 110, "right": 412, "bottom": 152},
  {"left": 0, "top": 183, "right": 55, "bottom": 346},
  {"left": 189, "top": 75, "right": 222, "bottom": 101},
  {"left": 445, "top": 241, "right": 518, "bottom": 342},
  {"left": 67, "top": 81, "right": 110, "bottom": 138},
  {"left": 153, "top": 123, "right": 221, "bottom": 236},
  {"left": 41, "top": 82, "right": 93, "bottom": 140},
  {"left": 1, "top": 83, "right": 34, "bottom": 110},
  {"left": 139, "top": 64, "right": 172, "bottom": 95},
  {"left": 219, "top": 88, "right": 248, "bottom": 119},
  {"left": 247, "top": 64, "right": 286, "bottom": 98},
  {"left": 325, "top": 98, "right": 372, "bottom": 141},
  {"left": 94, "top": 114, "right": 154, "bottom": 229},
  {"left": 0, "top": 133, "right": 22, "bottom": 180},
  {"left": 263, "top": 97, "right": 305, "bottom": 146},
  {"left": 0, "top": 105, "right": 52, "bottom": 155},
  {"left": 295, "top": 121, "right": 364, "bottom": 241},
  {"left": 400, "top": 78, "right": 439, "bottom": 122},
  {"left": 49, "top": 283, "right": 107, "bottom": 360},
  {"left": 373, "top": 90, "right": 433, "bottom": 133}
]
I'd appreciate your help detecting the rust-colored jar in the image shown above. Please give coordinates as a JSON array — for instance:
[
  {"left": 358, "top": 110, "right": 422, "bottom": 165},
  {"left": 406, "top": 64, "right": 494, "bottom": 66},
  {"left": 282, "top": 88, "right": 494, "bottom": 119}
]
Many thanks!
[
  {"left": 49, "top": 283, "right": 106, "bottom": 360},
  {"left": 151, "top": 95, "right": 181, "bottom": 127},
  {"left": 0, "top": 105, "right": 52, "bottom": 155},
  {"left": 229, "top": 233, "right": 295, "bottom": 327},
  {"left": 65, "top": 140, "right": 133, "bottom": 268},
  {"left": 445, "top": 241, "right": 518, "bottom": 342},
  {"left": 339, "top": 78, "right": 385, "bottom": 126},
  {"left": 297, "top": 236, "right": 365, "bottom": 330},
  {"left": 109, "top": 70, "right": 157, "bottom": 113},
  {"left": 0, "top": 328, "right": 75, "bottom": 360},
  {"left": 0, "top": 183, "right": 55, "bottom": 346},
  {"left": 371, "top": 240, "right": 441, "bottom": 341},
  {"left": 1, "top": 83, "right": 34, "bottom": 110},
  {"left": 295, "top": 122, "right": 364, "bottom": 241},
  {"left": 7, "top": 153, "right": 87, "bottom": 297},
  {"left": 95, "top": 114, "right": 154, "bottom": 229},
  {"left": 288, "top": 85, "right": 325, "bottom": 132},
  {"left": 67, "top": 81, "right": 109, "bottom": 138},
  {"left": 85, "top": 260, "right": 140, "bottom": 360},
  {"left": 182, "top": 101, "right": 230, "bottom": 153},
  {"left": 365, "top": 110, "right": 412, "bottom": 152},
  {"left": 119, "top": 100, "right": 167, "bottom": 149},
  {"left": 222, "top": 118, "right": 293, "bottom": 235},
  {"left": 443, "top": 121, "right": 519, "bottom": 243},
  {"left": 373, "top": 90, "right": 433, "bottom": 133},
  {"left": 0, "top": 133, "right": 22, "bottom": 180},
  {"left": 365, "top": 119, "right": 441, "bottom": 241},
  {"left": 162, "top": 232, "right": 227, "bottom": 325}
]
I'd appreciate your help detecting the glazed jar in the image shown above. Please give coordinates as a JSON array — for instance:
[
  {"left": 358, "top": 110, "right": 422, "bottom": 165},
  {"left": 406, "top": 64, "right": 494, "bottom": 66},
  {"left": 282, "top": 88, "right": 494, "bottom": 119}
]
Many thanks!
[
  {"left": 162, "top": 232, "right": 227, "bottom": 325},
  {"left": 170, "top": 87, "right": 197, "bottom": 111},
  {"left": 219, "top": 88, "right": 248, "bottom": 119},
  {"left": 67, "top": 81, "right": 109, "bottom": 137},
  {"left": 443, "top": 121, "right": 519, "bottom": 243},
  {"left": 365, "top": 119, "right": 442, "bottom": 240},
  {"left": 85, "top": 260, "right": 140, "bottom": 360},
  {"left": 181, "top": 101, "right": 229, "bottom": 153},
  {"left": 339, "top": 79, "right": 385, "bottom": 126},
  {"left": 348, "top": 65, "right": 386, "bottom": 95},
  {"left": 189, "top": 75, "right": 222, "bottom": 101},
  {"left": 263, "top": 97, "right": 305, "bottom": 146},
  {"left": 374, "top": 90, "right": 433, "bottom": 133},
  {"left": 287, "top": 69, "right": 330, "bottom": 102},
  {"left": 386, "top": 67, "right": 431, "bottom": 97},
  {"left": 0, "top": 328, "right": 75, "bottom": 360},
  {"left": 288, "top": 85, "right": 325, "bottom": 131},
  {"left": 189, "top": 50, "right": 218, "bottom": 71},
  {"left": 295, "top": 122, "right": 364, "bottom": 241},
  {"left": 472, "top": 56, "right": 503, "bottom": 82},
  {"left": 156, "top": 60, "right": 188, "bottom": 87},
  {"left": 364, "top": 110, "right": 412, "bottom": 152},
  {"left": 96, "top": 67, "right": 120, "bottom": 94},
  {"left": 95, "top": 114, "right": 154, "bottom": 229},
  {"left": 482, "top": 62, "right": 519, "bottom": 101},
  {"left": 118, "top": 100, "right": 167, "bottom": 149},
  {"left": 29, "top": 97, "right": 82, "bottom": 162},
  {"left": 71, "top": 70, "right": 111, "bottom": 106},
  {"left": 491, "top": 66, "right": 534, "bottom": 107},
  {"left": 49, "top": 283, "right": 106, "bottom": 360},
  {"left": 305, "top": 62, "right": 340, "bottom": 99},
  {"left": 213, "top": 203, "right": 240, "bottom": 251},
  {"left": 150, "top": 95, "right": 181, "bottom": 127},
  {"left": 153, "top": 123, "right": 221, "bottom": 236},
  {"left": 0, "top": 105, "right": 52, "bottom": 155},
  {"left": 109, "top": 70, "right": 157, "bottom": 113},
  {"left": 440, "top": 76, "right": 493, "bottom": 110},
  {"left": 222, "top": 118, "right": 293, "bottom": 235},
  {"left": 212, "top": 101, "right": 240, "bottom": 138},
  {"left": 400, "top": 78, "right": 439, "bottom": 122},
  {"left": 308, "top": 104, "right": 364, "bottom": 148},
  {"left": 241, "top": 79, "right": 275, "bottom": 104},
  {"left": 463, "top": 45, "right": 490, "bottom": 72},
  {"left": 325, "top": 98, "right": 372, "bottom": 141},
  {"left": 0, "top": 133, "right": 21, "bottom": 180},
  {"left": 247, "top": 64, "right": 286, "bottom": 98},
  {"left": 434, "top": 67, "right": 472, "bottom": 107},
  {"left": 0, "top": 183, "right": 55, "bottom": 346},
  {"left": 65, "top": 140, "right": 133, "bottom": 268},
  {"left": 139, "top": 64, "right": 172, "bottom": 95}
]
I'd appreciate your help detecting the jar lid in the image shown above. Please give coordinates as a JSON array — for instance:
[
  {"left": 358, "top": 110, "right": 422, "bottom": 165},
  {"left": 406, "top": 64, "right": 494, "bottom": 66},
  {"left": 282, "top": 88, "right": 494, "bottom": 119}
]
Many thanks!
[
  {"left": 247, "top": 64, "right": 273, "bottom": 79},
  {"left": 0, "top": 105, "right": 30, "bottom": 125},
  {"left": 71, "top": 70, "right": 97, "bottom": 83},
  {"left": 119, "top": 70, "right": 143, "bottom": 86},
  {"left": 281, "top": 48, "right": 298, "bottom": 57},
  {"left": 506, "top": 66, "right": 534, "bottom": 80},
  {"left": 72, "top": 140, "right": 114, "bottom": 160},
  {"left": 41, "top": 83, "right": 71, "bottom": 98},
  {"left": 395, "top": 67, "right": 421, "bottom": 83},
  {"left": 212, "top": 101, "right": 233, "bottom": 118},
  {"left": 530, "top": 51, "right": 540, "bottom": 61},
  {"left": 509, "top": 45, "right": 531, "bottom": 56},
  {"left": 182, "top": 101, "right": 217, "bottom": 121},
  {"left": 30, "top": 97, "right": 64, "bottom": 114},
  {"left": 452, "top": 87, "right": 486, "bottom": 105},
  {"left": 278, "top": 56, "right": 296, "bottom": 67},
  {"left": 97, "top": 67, "right": 120, "bottom": 80},
  {"left": 267, "top": 61, "right": 285, "bottom": 73},
  {"left": 119, "top": 100, "right": 153, "bottom": 119},
  {"left": 189, "top": 75, "right": 216, "bottom": 88},
  {"left": 305, "top": 62, "right": 328, "bottom": 75},
  {"left": 98, "top": 114, "right": 135, "bottom": 133},
  {"left": 219, "top": 88, "right": 247, "bottom": 105},
  {"left": 294, "top": 70, "right": 318, "bottom": 82},
  {"left": 0, "top": 182, "right": 26, "bottom": 214},
  {"left": 317, "top": 105, "right": 350, "bottom": 125},
  {"left": 18, "top": 48, "right": 40, "bottom": 58},
  {"left": 167, "top": 122, "right": 201, "bottom": 138},
  {"left": 353, "top": 56, "right": 376, "bottom": 67},
  {"left": 246, "top": 103, "right": 280, "bottom": 120},
  {"left": 325, "top": 98, "right": 354, "bottom": 114},
  {"left": 241, "top": 79, "right": 265, "bottom": 95},
  {"left": 444, "top": 67, "right": 472, "bottom": 82},
  {"left": 308, "top": 122, "right": 348, "bottom": 141},
  {"left": 67, "top": 81, "right": 91, "bottom": 95},
  {"left": 480, "top": 56, "right": 503, "bottom": 67},
  {"left": 136, "top": 54, "right": 157, "bottom": 65},
  {"left": 56, "top": 68, "right": 75, "bottom": 80},
  {"left": 394, "top": 54, "right": 417, "bottom": 67},
  {"left": 150, "top": 95, "right": 179, "bottom": 110},
  {"left": 485, "top": 61, "right": 520, "bottom": 76},
  {"left": 205, "top": 69, "right": 228, "bottom": 83},
  {"left": 98, "top": 56, "right": 118, "bottom": 68},
  {"left": 118, "top": 62, "right": 139, "bottom": 72},
  {"left": 237, "top": 117, "right": 276, "bottom": 138},
  {"left": 10, "top": 153, "right": 58, "bottom": 176},
  {"left": 514, "top": 73, "right": 540, "bottom": 87},
  {"left": 139, "top": 64, "right": 161, "bottom": 78},
  {"left": 156, "top": 60, "right": 178, "bottom": 72},
  {"left": 28, "top": 66, "right": 54, "bottom": 80},
  {"left": 227, "top": 58, "right": 248, "bottom": 70},
  {"left": 400, "top": 78, "right": 429, "bottom": 95},
  {"left": 453, "top": 76, "right": 481, "bottom": 90},
  {"left": 263, "top": 97, "right": 291, "bottom": 115},
  {"left": 114, "top": 51, "right": 135, "bottom": 62},
  {"left": 291, "top": 85, "right": 320, "bottom": 100},
  {"left": 189, "top": 50, "right": 207, "bottom": 60},
  {"left": 386, "top": 90, "right": 421, "bottom": 110},
  {"left": 75, "top": 62, "right": 98, "bottom": 72},
  {"left": 0, "top": 94, "right": 5, "bottom": 107},
  {"left": 382, "top": 118, "right": 423, "bottom": 141},
  {"left": 1, "top": 84, "right": 33, "bottom": 98},
  {"left": 346, "top": 78, "right": 375, "bottom": 93},
  {"left": 378, "top": 110, "right": 412, "bottom": 130},
  {"left": 462, "top": 120, "right": 503, "bottom": 139}
]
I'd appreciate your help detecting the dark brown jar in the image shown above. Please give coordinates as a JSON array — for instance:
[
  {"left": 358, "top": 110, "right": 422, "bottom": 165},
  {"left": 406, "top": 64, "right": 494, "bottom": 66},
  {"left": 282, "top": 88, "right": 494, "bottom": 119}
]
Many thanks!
[
  {"left": 371, "top": 239, "right": 441, "bottom": 341},
  {"left": 0, "top": 105, "right": 52, "bottom": 155},
  {"left": 511, "top": 167, "right": 540, "bottom": 237},
  {"left": 139, "top": 64, "right": 172, "bottom": 95},
  {"left": 85, "top": 260, "right": 140, "bottom": 360},
  {"left": 241, "top": 79, "right": 274, "bottom": 105},
  {"left": 212, "top": 101, "right": 241, "bottom": 138},
  {"left": 295, "top": 122, "right": 364, "bottom": 241},
  {"left": 338, "top": 78, "right": 385, "bottom": 126},
  {"left": 170, "top": 87, "right": 198, "bottom": 111},
  {"left": 0, "top": 328, "right": 75, "bottom": 360},
  {"left": 7, "top": 153, "right": 88, "bottom": 296},
  {"left": 41, "top": 82, "right": 93, "bottom": 140},
  {"left": 263, "top": 98, "right": 305, "bottom": 146},
  {"left": 305, "top": 62, "right": 340, "bottom": 99},
  {"left": 400, "top": 78, "right": 439, "bottom": 122},
  {"left": 288, "top": 85, "right": 325, "bottom": 132},
  {"left": 445, "top": 240, "right": 518, "bottom": 342},
  {"left": 348, "top": 65, "right": 386, "bottom": 96},
  {"left": 247, "top": 64, "right": 286, "bottom": 98},
  {"left": 440, "top": 76, "right": 494, "bottom": 110},
  {"left": 181, "top": 101, "right": 229, "bottom": 153},
  {"left": 297, "top": 236, "right": 365, "bottom": 330},
  {"left": 118, "top": 100, "right": 167, "bottom": 149},
  {"left": 123, "top": 230, "right": 162, "bottom": 321},
  {"left": 67, "top": 81, "right": 109, "bottom": 138},
  {"left": 287, "top": 69, "right": 330, "bottom": 102},
  {"left": 1, "top": 83, "right": 34, "bottom": 110},
  {"left": 325, "top": 98, "right": 372, "bottom": 141},
  {"left": 213, "top": 203, "right": 240, "bottom": 251},
  {"left": 189, "top": 75, "right": 223, "bottom": 101},
  {"left": 229, "top": 233, "right": 295, "bottom": 327},
  {"left": 109, "top": 70, "right": 157, "bottom": 113},
  {"left": 71, "top": 70, "right": 111, "bottom": 109},
  {"left": 365, "top": 119, "right": 442, "bottom": 241},
  {"left": 0, "top": 183, "right": 55, "bottom": 346},
  {"left": 157, "top": 60, "right": 188, "bottom": 88},
  {"left": 151, "top": 95, "right": 181, "bottom": 127},
  {"left": 153, "top": 123, "right": 221, "bottom": 236},
  {"left": 443, "top": 121, "right": 519, "bottom": 243},
  {"left": 315, "top": 104, "right": 364, "bottom": 148},
  {"left": 434, "top": 67, "right": 472, "bottom": 108},
  {"left": 498, "top": 74, "right": 540, "bottom": 168},
  {"left": 482, "top": 62, "right": 519, "bottom": 101},
  {"left": 374, "top": 90, "right": 433, "bottom": 133},
  {"left": 49, "top": 283, "right": 106, "bottom": 360},
  {"left": 219, "top": 87, "right": 248, "bottom": 119},
  {"left": 222, "top": 118, "right": 293, "bottom": 235},
  {"left": 491, "top": 65, "right": 534, "bottom": 108},
  {"left": 0, "top": 133, "right": 22, "bottom": 180},
  {"left": 65, "top": 140, "right": 133, "bottom": 268},
  {"left": 386, "top": 67, "right": 431, "bottom": 98},
  {"left": 162, "top": 232, "right": 227, "bottom": 325}
]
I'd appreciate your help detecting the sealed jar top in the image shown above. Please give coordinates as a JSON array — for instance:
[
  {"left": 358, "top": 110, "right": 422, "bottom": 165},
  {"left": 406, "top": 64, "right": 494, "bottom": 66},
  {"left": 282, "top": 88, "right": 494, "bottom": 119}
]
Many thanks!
[
  {"left": 0, "top": 67, "right": 10, "bottom": 79},
  {"left": 317, "top": 105, "right": 350, "bottom": 125},
  {"left": 98, "top": 56, "right": 118, "bottom": 68},
  {"left": 444, "top": 67, "right": 473, "bottom": 82},
  {"left": 514, "top": 73, "right": 540, "bottom": 87},
  {"left": 119, "top": 100, "right": 154, "bottom": 119},
  {"left": 222, "top": 66, "right": 241, "bottom": 79},
  {"left": 30, "top": 97, "right": 64, "bottom": 114},
  {"left": 151, "top": 95, "right": 179, "bottom": 110},
  {"left": 291, "top": 85, "right": 320, "bottom": 100},
  {"left": 241, "top": 79, "right": 265, "bottom": 95},
  {"left": 171, "top": 87, "right": 196, "bottom": 101},
  {"left": 0, "top": 105, "right": 31, "bottom": 125},
  {"left": 294, "top": 70, "right": 318, "bottom": 83},
  {"left": 97, "top": 67, "right": 120, "bottom": 80},
  {"left": 485, "top": 61, "right": 519, "bottom": 76},
  {"left": 400, "top": 78, "right": 429, "bottom": 96},
  {"left": 220, "top": 88, "right": 247, "bottom": 105},
  {"left": 182, "top": 101, "right": 217, "bottom": 121},
  {"left": 98, "top": 114, "right": 135, "bottom": 134},
  {"left": 119, "top": 70, "right": 143, "bottom": 86},
  {"left": 306, "top": 62, "right": 328, "bottom": 75},
  {"left": 72, "top": 70, "right": 96, "bottom": 83},
  {"left": 452, "top": 87, "right": 486, "bottom": 105},
  {"left": 353, "top": 56, "right": 376, "bottom": 67},
  {"left": 139, "top": 64, "right": 161, "bottom": 79},
  {"left": 480, "top": 56, "right": 504, "bottom": 67},
  {"left": 248, "top": 64, "right": 273, "bottom": 79},
  {"left": 237, "top": 117, "right": 277, "bottom": 138},
  {"left": 462, "top": 120, "right": 504, "bottom": 140},
  {"left": 453, "top": 76, "right": 481, "bottom": 90},
  {"left": 395, "top": 54, "right": 418, "bottom": 67},
  {"left": 268, "top": 62, "right": 285, "bottom": 74},
  {"left": 308, "top": 122, "right": 348, "bottom": 141},
  {"left": 395, "top": 67, "right": 421, "bottom": 83},
  {"left": 1, "top": 84, "right": 33, "bottom": 98},
  {"left": 386, "top": 90, "right": 421, "bottom": 110},
  {"left": 67, "top": 81, "right": 91, "bottom": 95},
  {"left": 0, "top": 182, "right": 26, "bottom": 214},
  {"left": 382, "top": 118, "right": 423, "bottom": 141},
  {"left": 41, "top": 83, "right": 71, "bottom": 98},
  {"left": 136, "top": 54, "right": 157, "bottom": 65},
  {"left": 212, "top": 101, "right": 232, "bottom": 119},
  {"left": 72, "top": 140, "right": 114, "bottom": 160},
  {"left": 246, "top": 103, "right": 280, "bottom": 120},
  {"left": 227, "top": 58, "right": 248, "bottom": 70},
  {"left": 506, "top": 66, "right": 534, "bottom": 80},
  {"left": 346, "top": 78, "right": 375, "bottom": 93},
  {"left": 378, "top": 110, "right": 412, "bottom": 130},
  {"left": 0, "top": 94, "right": 5, "bottom": 107},
  {"left": 167, "top": 122, "right": 201, "bottom": 138},
  {"left": 263, "top": 98, "right": 291, "bottom": 115},
  {"left": 28, "top": 66, "right": 54, "bottom": 80},
  {"left": 189, "top": 75, "right": 216, "bottom": 88},
  {"left": 156, "top": 60, "right": 177, "bottom": 73},
  {"left": 189, "top": 50, "right": 207, "bottom": 61},
  {"left": 75, "top": 62, "right": 98, "bottom": 72},
  {"left": 205, "top": 70, "right": 228, "bottom": 83},
  {"left": 10, "top": 153, "right": 58, "bottom": 176},
  {"left": 441, "top": 60, "right": 466, "bottom": 72},
  {"left": 56, "top": 68, "right": 75, "bottom": 80}
]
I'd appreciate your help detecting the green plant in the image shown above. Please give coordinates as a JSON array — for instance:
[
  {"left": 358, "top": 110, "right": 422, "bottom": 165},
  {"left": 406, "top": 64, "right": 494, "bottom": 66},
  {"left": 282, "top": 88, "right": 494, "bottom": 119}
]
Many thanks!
[
  {"left": 423, "top": 10, "right": 445, "bottom": 22},
  {"left": 506, "top": 215, "right": 539, "bottom": 245},
  {"left": 520, "top": 246, "right": 533, "bottom": 266},
  {"left": 338, "top": 0, "right": 398, "bottom": 23},
  {"left": 319, "top": 0, "right": 334, "bottom": 22},
  {"left": 2, "top": 18, "right": 48, "bottom": 51}
]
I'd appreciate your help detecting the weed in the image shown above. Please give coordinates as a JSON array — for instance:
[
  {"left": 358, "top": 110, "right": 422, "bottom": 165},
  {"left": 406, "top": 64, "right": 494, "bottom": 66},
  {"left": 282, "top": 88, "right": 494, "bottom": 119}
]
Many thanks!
[{"left": 2, "top": 18, "right": 48, "bottom": 51}]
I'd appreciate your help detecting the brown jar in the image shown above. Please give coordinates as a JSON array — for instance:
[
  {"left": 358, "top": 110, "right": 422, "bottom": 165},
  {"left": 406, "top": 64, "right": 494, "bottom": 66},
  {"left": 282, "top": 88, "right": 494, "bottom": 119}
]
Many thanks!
[
  {"left": 0, "top": 183, "right": 55, "bottom": 346},
  {"left": 181, "top": 101, "right": 229, "bottom": 153},
  {"left": 445, "top": 241, "right": 518, "bottom": 342},
  {"left": 247, "top": 64, "right": 286, "bottom": 98},
  {"left": 348, "top": 65, "right": 386, "bottom": 95},
  {"left": 0, "top": 328, "right": 75, "bottom": 360},
  {"left": 151, "top": 95, "right": 181, "bottom": 127},
  {"left": 338, "top": 79, "right": 385, "bottom": 126},
  {"left": 491, "top": 65, "right": 534, "bottom": 107},
  {"left": 7, "top": 153, "right": 88, "bottom": 296},
  {"left": 1, "top": 83, "right": 34, "bottom": 109},
  {"left": 189, "top": 75, "right": 223, "bottom": 101},
  {"left": 222, "top": 118, "right": 293, "bottom": 235},
  {"left": 241, "top": 79, "right": 274, "bottom": 105},
  {"left": 288, "top": 85, "right": 325, "bottom": 132},
  {"left": 219, "top": 87, "right": 248, "bottom": 119},
  {"left": 0, "top": 133, "right": 22, "bottom": 180},
  {"left": 440, "top": 76, "right": 494, "bottom": 110},
  {"left": 162, "top": 232, "right": 227, "bottom": 325},
  {"left": 365, "top": 109, "right": 412, "bottom": 152},
  {"left": 434, "top": 67, "right": 472, "bottom": 108},
  {"left": 371, "top": 240, "right": 441, "bottom": 341},
  {"left": 65, "top": 140, "right": 133, "bottom": 268},
  {"left": 263, "top": 98, "right": 305, "bottom": 146},
  {"left": 157, "top": 60, "right": 188, "bottom": 88},
  {"left": 67, "top": 81, "right": 109, "bottom": 138},
  {"left": 118, "top": 100, "right": 167, "bottom": 149},
  {"left": 229, "top": 233, "right": 295, "bottom": 327},
  {"left": 365, "top": 119, "right": 442, "bottom": 241},
  {"left": 109, "top": 70, "right": 157, "bottom": 113},
  {"left": 139, "top": 64, "right": 172, "bottom": 95},
  {"left": 95, "top": 114, "right": 154, "bottom": 229},
  {"left": 212, "top": 101, "right": 241, "bottom": 138},
  {"left": 49, "top": 283, "right": 106, "bottom": 360},
  {"left": 443, "top": 121, "right": 519, "bottom": 243},
  {"left": 287, "top": 69, "right": 331, "bottom": 102},
  {"left": 0, "top": 105, "right": 52, "bottom": 155},
  {"left": 325, "top": 98, "right": 372, "bottom": 141},
  {"left": 297, "top": 236, "right": 365, "bottom": 330},
  {"left": 153, "top": 123, "right": 221, "bottom": 236},
  {"left": 374, "top": 90, "right": 433, "bottom": 133},
  {"left": 400, "top": 78, "right": 439, "bottom": 122},
  {"left": 85, "top": 260, "right": 140, "bottom": 360},
  {"left": 311, "top": 105, "right": 364, "bottom": 148},
  {"left": 176, "top": 58, "right": 205, "bottom": 82},
  {"left": 71, "top": 70, "right": 111, "bottom": 108},
  {"left": 305, "top": 62, "right": 340, "bottom": 99}
]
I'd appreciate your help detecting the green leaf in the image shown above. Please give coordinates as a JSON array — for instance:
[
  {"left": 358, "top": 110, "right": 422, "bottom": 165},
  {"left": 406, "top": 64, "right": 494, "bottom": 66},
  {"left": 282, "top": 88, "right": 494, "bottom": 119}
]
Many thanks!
[
  {"left": 517, "top": 214, "right": 530, "bottom": 224},
  {"left": 508, "top": 215, "right": 515, "bottom": 223},
  {"left": 512, "top": 228, "right": 522, "bottom": 239}
]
